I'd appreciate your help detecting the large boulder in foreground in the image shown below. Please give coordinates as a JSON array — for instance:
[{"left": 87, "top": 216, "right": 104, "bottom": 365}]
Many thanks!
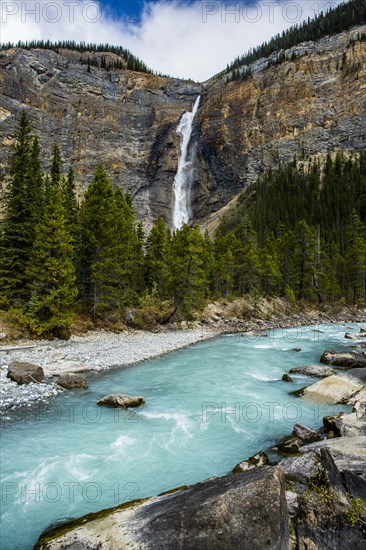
[
  {"left": 7, "top": 362, "right": 44, "bottom": 385},
  {"left": 97, "top": 394, "right": 145, "bottom": 408},
  {"left": 299, "top": 369, "right": 366, "bottom": 404},
  {"left": 320, "top": 350, "right": 366, "bottom": 368},
  {"left": 57, "top": 373, "right": 88, "bottom": 389},
  {"left": 35, "top": 467, "right": 290, "bottom": 550},
  {"left": 289, "top": 364, "right": 335, "bottom": 378}
]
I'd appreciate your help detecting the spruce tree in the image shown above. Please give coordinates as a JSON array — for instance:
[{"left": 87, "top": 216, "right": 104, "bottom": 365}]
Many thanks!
[
  {"left": 0, "top": 111, "right": 42, "bottom": 303},
  {"left": 51, "top": 145, "right": 62, "bottom": 187},
  {"left": 79, "top": 164, "right": 121, "bottom": 323},
  {"left": 25, "top": 182, "right": 78, "bottom": 338},
  {"left": 167, "top": 225, "right": 207, "bottom": 317},
  {"left": 146, "top": 215, "right": 169, "bottom": 298},
  {"left": 61, "top": 167, "right": 79, "bottom": 239}
]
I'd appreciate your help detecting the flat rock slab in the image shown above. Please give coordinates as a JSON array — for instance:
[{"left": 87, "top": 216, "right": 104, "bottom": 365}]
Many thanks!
[
  {"left": 57, "top": 373, "right": 88, "bottom": 389},
  {"left": 7, "top": 361, "right": 44, "bottom": 384},
  {"left": 289, "top": 364, "right": 335, "bottom": 378},
  {"left": 35, "top": 467, "right": 290, "bottom": 550},
  {"left": 97, "top": 394, "right": 145, "bottom": 408},
  {"left": 300, "top": 369, "right": 366, "bottom": 404}
]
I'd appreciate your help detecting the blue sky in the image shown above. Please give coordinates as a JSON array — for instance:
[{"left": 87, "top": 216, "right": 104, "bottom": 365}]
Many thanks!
[{"left": 1, "top": 1, "right": 344, "bottom": 80}]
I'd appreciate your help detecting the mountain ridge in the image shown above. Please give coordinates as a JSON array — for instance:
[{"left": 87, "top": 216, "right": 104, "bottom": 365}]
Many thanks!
[{"left": 1, "top": 20, "right": 366, "bottom": 228}]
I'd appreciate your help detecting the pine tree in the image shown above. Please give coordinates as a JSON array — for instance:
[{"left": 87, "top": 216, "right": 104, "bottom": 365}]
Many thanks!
[
  {"left": 167, "top": 225, "right": 208, "bottom": 317},
  {"left": 50, "top": 145, "right": 62, "bottom": 187},
  {"left": 25, "top": 182, "right": 78, "bottom": 338},
  {"left": 146, "top": 215, "right": 169, "bottom": 298},
  {"left": 114, "top": 187, "right": 140, "bottom": 304},
  {"left": 0, "top": 111, "right": 42, "bottom": 303},
  {"left": 79, "top": 164, "right": 121, "bottom": 323},
  {"left": 61, "top": 167, "right": 79, "bottom": 239}
]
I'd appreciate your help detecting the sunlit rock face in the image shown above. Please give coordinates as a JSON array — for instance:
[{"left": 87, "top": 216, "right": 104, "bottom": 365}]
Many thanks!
[{"left": 1, "top": 25, "right": 366, "bottom": 228}]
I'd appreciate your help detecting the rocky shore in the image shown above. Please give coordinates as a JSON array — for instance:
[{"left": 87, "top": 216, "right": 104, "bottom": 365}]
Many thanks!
[
  {"left": 35, "top": 338, "right": 366, "bottom": 550},
  {"left": 1, "top": 304, "right": 366, "bottom": 413},
  {"left": 0, "top": 328, "right": 216, "bottom": 413}
]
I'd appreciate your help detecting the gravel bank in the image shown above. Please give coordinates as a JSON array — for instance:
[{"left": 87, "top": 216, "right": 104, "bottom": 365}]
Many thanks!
[{"left": 0, "top": 328, "right": 217, "bottom": 413}]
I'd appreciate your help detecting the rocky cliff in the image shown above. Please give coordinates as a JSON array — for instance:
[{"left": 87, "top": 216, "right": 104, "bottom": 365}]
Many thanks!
[
  {"left": 1, "top": 26, "right": 366, "bottom": 228},
  {"left": 0, "top": 47, "right": 201, "bottom": 225}
]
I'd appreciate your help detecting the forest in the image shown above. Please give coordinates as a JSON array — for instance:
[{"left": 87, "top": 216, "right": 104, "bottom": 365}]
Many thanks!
[
  {"left": 0, "top": 39, "right": 153, "bottom": 74},
  {"left": 0, "top": 113, "right": 365, "bottom": 338},
  {"left": 225, "top": 0, "right": 366, "bottom": 80}
]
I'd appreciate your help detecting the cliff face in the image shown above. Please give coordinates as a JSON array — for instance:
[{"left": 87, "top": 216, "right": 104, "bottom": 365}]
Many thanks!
[
  {"left": 1, "top": 26, "right": 366, "bottom": 228},
  {"left": 0, "top": 47, "right": 201, "bottom": 225},
  {"left": 195, "top": 26, "right": 366, "bottom": 226}
]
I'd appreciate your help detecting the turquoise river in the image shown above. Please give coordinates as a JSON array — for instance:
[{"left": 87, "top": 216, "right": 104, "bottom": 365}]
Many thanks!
[{"left": 0, "top": 323, "right": 360, "bottom": 549}]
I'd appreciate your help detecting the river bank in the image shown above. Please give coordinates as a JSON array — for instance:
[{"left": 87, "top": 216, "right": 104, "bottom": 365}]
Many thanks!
[{"left": 1, "top": 304, "right": 366, "bottom": 413}]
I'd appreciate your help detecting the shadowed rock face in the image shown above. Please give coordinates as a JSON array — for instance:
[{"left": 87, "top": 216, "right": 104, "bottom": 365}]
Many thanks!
[
  {"left": 35, "top": 467, "right": 290, "bottom": 550},
  {"left": 0, "top": 47, "right": 201, "bottom": 228},
  {"left": 1, "top": 26, "right": 366, "bottom": 230}
]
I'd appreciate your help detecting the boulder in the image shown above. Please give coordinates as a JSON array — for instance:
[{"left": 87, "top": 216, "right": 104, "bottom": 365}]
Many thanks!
[
  {"left": 97, "top": 393, "right": 145, "bottom": 408},
  {"left": 0, "top": 332, "right": 6, "bottom": 339},
  {"left": 320, "top": 349, "right": 366, "bottom": 368},
  {"left": 300, "top": 369, "right": 366, "bottom": 404},
  {"left": 279, "top": 450, "right": 320, "bottom": 483},
  {"left": 348, "top": 388, "right": 366, "bottom": 419},
  {"left": 57, "top": 373, "right": 88, "bottom": 389},
  {"left": 7, "top": 361, "right": 44, "bottom": 384},
  {"left": 289, "top": 443, "right": 366, "bottom": 549},
  {"left": 291, "top": 347, "right": 301, "bottom": 352},
  {"left": 298, "top": 436, "right": 366, "bottom": 478},
  {"left": 282, "top": 373, "right": 293, "bottom": 382},
  {"left": 345, "top": 332, "right": 358, "bottom": 340},
  {"left": 232, "top": 451, "right": 269, "bottom": 472},
  {"left": 276, "top": 435, "right": 304, "bottom": 454},
  {"left": 289, "top": 364, "right": 335, "bottom": 378},
  {"left": 292, "top": 423, "right": 321, "bottom": 442},
  {"left": 323, "top": 409, "right": 366, "bottom": 438},
  {"left": 35, "top": 467, "right": 290, "bottom": 550}
]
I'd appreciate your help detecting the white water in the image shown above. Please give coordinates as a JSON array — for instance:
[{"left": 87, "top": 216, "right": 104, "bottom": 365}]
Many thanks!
[
  {"left": 172, "top": 96, "right": 201, "bottom": 230},
  {"left": 0, "top": 323, "right": 357, "bottom": 549}
]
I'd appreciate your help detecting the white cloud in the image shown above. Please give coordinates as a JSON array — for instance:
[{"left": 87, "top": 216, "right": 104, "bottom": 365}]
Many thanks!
[{"left": 0, "top": 1, "right": 345, "bottom": 81}]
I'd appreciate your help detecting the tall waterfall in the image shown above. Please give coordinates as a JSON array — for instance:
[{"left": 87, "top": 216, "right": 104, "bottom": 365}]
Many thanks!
[{"left": 172, "top": 95, "right": 201, "bottom": 230}]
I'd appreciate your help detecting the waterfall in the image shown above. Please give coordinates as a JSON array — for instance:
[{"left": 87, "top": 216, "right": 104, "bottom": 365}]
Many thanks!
[{"left": 172, "top": 95, "right": 201, "bottom": 230}]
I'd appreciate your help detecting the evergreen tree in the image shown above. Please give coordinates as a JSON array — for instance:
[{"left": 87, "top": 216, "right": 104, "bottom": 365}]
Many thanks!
[
  {"left": 79, "top": 164, "right": 121, "bottom": 323},
  {"left": 167, "top": 225, "right": 208, "bottom": 317},
  {"left": 0, "top": 111, "right": 41, "bottom": 302},
  {"left": 25, "top": 182, "right": 78, "bottom": 337},
  {"left": 146, "top": 215, "right": 169, "bottom": 298},
  {"left": 50, "top": 145, "right": 62, "bottom": 187},
  {"left": 61, "top": 167, "right": 79, "bottom": 239},
  {"left": 114, "top": 187, "right": 140, "bottom": 303}
]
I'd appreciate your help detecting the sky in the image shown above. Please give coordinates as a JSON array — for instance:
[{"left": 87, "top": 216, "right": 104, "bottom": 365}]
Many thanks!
[{"left": 0, "top": 0, "right": 345, "bottom": 81}]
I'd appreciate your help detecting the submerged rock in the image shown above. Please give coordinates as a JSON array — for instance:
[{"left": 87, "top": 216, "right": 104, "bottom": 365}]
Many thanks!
[
  {"left": 35, "top": 467, "right": 290, "bottom": 550},
  {"left": 320, "top": 350, "right": 366, "bottom": 368},
  {"left": 289, "top": 364, "right": 335, "bottom": 378},
  {"left": 7, "top": 362, "right": 44, "bottom": 385},
  {"left": 232, "top": 451, "right": 269, "bottom": 472},
  {"left": 97, "top": 394, "right": 145, "bottom": 408},
  {"left": 57, "top": 373, "right": 88, "bottom": 390}
]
